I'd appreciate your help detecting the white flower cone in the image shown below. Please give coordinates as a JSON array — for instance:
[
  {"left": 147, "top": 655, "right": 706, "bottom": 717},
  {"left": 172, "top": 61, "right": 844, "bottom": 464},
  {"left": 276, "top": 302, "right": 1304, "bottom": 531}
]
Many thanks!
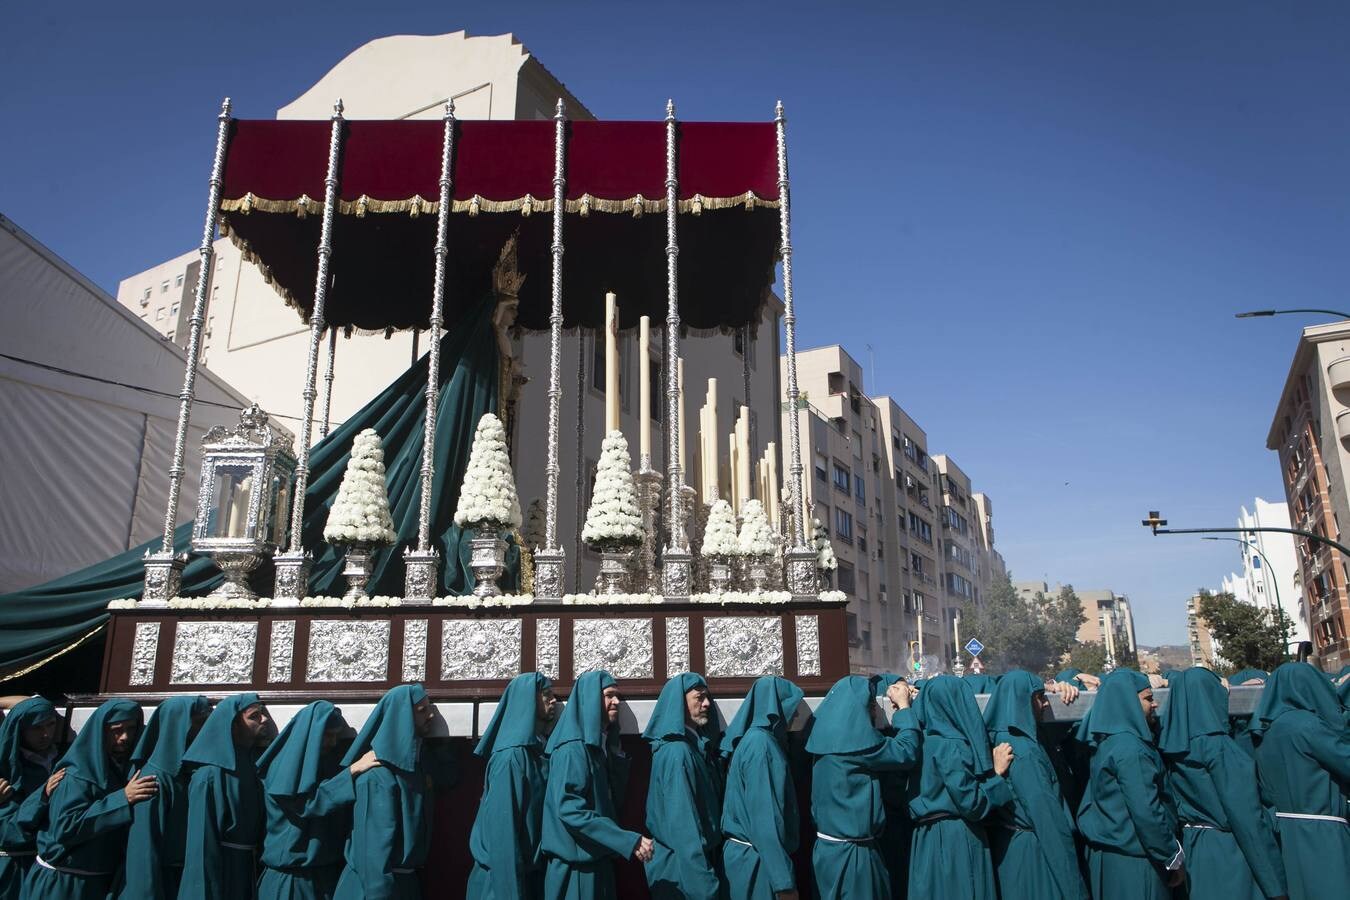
[
  {"left": 701, "top": 499, "right": 740, "bottom": 557},
  {"left": 324, "top": 428, "right": 397, "bottom": 546},
  {"left": 737, "top": 499, "right": 779, "bottom": 556},
  {"left": 454, "top": 413, "right": 523, "bottom": 531},
  {"left": 582, "top": 431, "right": 643, "bottom": 549}
]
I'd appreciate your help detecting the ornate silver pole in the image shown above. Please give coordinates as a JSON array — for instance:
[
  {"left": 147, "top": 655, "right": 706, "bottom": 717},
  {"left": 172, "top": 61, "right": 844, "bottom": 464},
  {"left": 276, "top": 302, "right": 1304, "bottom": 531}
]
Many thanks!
[
  {"left": 319, "top": 327, "right": 337, "bottom": 439},
  {"left": 532, "top": 99, "right": 568, "bottom": 600},
  {"left": 142, "top": 97, "right": 233, "bottom": 605},
  {"left": 660, "top": 99, "right": 693, "bottom": 600},
  {"left": 274, "top": 99, "right": 345, "bottom": 602},
  {"left": 777, "top": 100, "right": 819, "bottom": 598},
  {"left": 404, "top": 100, "right": 457, "bottom": 602}
]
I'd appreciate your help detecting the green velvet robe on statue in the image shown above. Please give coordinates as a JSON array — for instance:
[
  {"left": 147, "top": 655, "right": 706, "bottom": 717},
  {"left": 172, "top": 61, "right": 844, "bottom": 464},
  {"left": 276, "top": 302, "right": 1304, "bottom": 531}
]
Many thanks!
[
  {"left": 0, "top": 697, "right": 59, "bottom": 900},
  {"left": 1251, "top": 662, "right": 1350, "bottom": 900},
  {"left": 719, "top": 676, "right": 803, "bottom": 900},
  {"left": 807, "top": 675, "right": 921, "bottom": 900}
]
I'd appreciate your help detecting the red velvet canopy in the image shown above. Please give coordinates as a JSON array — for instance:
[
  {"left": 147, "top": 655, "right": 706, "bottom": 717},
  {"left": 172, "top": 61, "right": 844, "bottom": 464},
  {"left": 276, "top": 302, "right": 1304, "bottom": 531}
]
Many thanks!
[{"left": 218, "top": 119, "right": 783, "bottom": 331}]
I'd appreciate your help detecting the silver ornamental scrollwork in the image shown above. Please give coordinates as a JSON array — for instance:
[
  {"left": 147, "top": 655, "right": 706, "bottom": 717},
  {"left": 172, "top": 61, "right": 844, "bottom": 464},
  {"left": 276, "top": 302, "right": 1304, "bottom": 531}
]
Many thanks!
[
  {"left": 794, "top": 614, "right": 821, "bottom": 676},
  {"left": 441, "top": 619, "right": 522, "bottom": 680},
  {"left": 170, "top": 622, "right": 258, "bottom": 684},
  {"left": 533, "top": 553, "right": 564, "bottom": 602},
  {"left": 666, "top": 617, "right": 690, "bottom": 677},
  {"left": 268, "top": 621, "right": 296, "bottom": 682},
  {"left": 573, "top": 618, "right": 653, "bottom": 679},
  {"left": 536, "top": 618, "right": 560, "bottom": 679},
  {"left": 129, "top": 622, "right": 161, "bottom": 686},
  {"left": 403, "top": 620, "right": 428, "bottom": 682},
  {"left": 306, "top": 620, "right": 390, "bottom": 682},
  {"left": 703, "top": 616, "right": 784, "bottom": 678}
]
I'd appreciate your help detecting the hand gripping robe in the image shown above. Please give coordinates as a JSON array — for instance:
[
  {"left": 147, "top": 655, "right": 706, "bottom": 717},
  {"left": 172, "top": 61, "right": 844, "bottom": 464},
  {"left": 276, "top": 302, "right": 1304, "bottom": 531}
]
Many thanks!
[
  {"left": 982, "top": 672, "right": 1088, "bottom": 900},
  {"left": 0, "top": 697, "right": 59, "bottom": 900},
  {"left": 255, "top": 701, "right": 357, "bottom": 900},
  {"left": 1157, "top": 668, "right": 1286, "bottom": 900},
  {"left": 642, "top": 673, "right": 723, "bottom": 900},
  {"left": 22, "top": 699, "right": 142, "bottom": 900},
  {"left": 906, "top": 674, "right": 1013, "bottom": 900},
  {"left": 1250, "top": 662, "right": 1350, "bottom": 900},
  {"left": 1073, "top": 670, "right": 1182, "bottom": 900},
  {"left": 806, "top": 675, "right": 921, "bottom": 900},
  {"left": 539, "top": 670, "right": 641, "bottom": 900},
  {"left": 177, "top": 693, "right": 266, "bottom": 900},
  {"left": 115, "top": 695, "right": 211, "bottom": 900},
  {"left": 720, "top": 676, "right": 803, "bottom": 900},
  {"left": 335, "top": 684, "right": 443, "bottom": 900},
  {"left": 467, "top": 673, "right": 552, "bottom": 900}
]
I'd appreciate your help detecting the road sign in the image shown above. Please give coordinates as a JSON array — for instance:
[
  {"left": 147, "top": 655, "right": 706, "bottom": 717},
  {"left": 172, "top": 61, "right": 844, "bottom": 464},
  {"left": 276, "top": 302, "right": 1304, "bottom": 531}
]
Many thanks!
[{"left": 964, "top": 638, "right": 985, "bottom": 657}]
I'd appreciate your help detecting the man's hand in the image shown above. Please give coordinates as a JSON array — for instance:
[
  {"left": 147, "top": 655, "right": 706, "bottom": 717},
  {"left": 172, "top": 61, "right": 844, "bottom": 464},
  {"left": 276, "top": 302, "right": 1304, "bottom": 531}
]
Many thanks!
[
  {"left": 348, "top": 750, "right": 381, "bottom": 777},
  {"left": 1074, "top": 673, "right": 1101, "bottom": 690},
  {"left": 44, "top": 768, "right": 67, "bottom": 798},
  {"left": 0, "top": 778, "right": 12, "bottom": 803},
  {"left": 123, "top": 772, "right": 158, "bottom": 806},
  {"left": 992, "top": 742, "right": 1014, "bottom": 776},
  {"left": 1166, "top": 866, "right": 1186, "bottom": 888},
  {"left": 633, "top": 835, "right": 654, "bottom": 863},
  {"left": 1047, "top": 681, "right": 1079, "bottom": 704},
  {"left": 886, "top": 682, "right": 912, "bottom": 712}
]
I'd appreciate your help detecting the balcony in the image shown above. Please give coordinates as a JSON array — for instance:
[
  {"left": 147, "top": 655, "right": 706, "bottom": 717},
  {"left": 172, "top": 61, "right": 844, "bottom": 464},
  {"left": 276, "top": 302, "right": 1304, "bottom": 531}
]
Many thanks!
[
  {"left": 1337, "top": 409, "right": 1350, "bottom": 447},
  {"left": 1328, "top": 356, "right": 1350, "bottom": 393}
]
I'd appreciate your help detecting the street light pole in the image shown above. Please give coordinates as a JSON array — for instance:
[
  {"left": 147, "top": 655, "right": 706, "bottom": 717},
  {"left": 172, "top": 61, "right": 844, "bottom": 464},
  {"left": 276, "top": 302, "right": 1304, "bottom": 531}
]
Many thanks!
[
  {"left": 1200, "top": 535, "right": 1282, "bottom": 618},
  {"left": 1142, "top": 511, "right": 1350, "bottom": 558},
  {"left": 1235, "top": 308, "right": 1350, "bottom": 320}
]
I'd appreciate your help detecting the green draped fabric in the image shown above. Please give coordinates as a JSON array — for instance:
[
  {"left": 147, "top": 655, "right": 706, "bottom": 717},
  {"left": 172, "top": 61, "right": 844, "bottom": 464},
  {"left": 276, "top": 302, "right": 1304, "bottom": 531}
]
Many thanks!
[
  {"left": 0, "top": 297, "right": 509, "bottom": 680},
  {"left": 0, "top": 697, "right": 59, "bottom": 900}
]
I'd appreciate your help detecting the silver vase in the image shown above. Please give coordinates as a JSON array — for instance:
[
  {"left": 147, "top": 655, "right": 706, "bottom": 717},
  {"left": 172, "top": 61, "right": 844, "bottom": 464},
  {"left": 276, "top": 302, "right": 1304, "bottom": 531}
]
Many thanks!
[
  {"left": 746, "top": 555, "right": 772, "bottom": 592},
  {"left": 342, "top": 541, "right": 376, "bottom": 599},
  {"left": 708, "top": 557, "right": 733, "bottom": 594},
  {"left": 596, "top": 548, "right": 633, "bottom": 596},
  {"left": 470, "top": 533, "right": 507, "bottom": 598}
]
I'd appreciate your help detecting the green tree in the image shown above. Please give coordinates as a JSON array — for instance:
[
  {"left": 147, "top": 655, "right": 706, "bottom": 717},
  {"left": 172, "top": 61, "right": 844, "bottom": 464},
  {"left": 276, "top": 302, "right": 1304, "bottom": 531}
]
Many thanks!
[
  {"left": 964, "top": 575, "right": 1086, "bottom": 676},
  {"left": 1066, "top": 641, "right": 1108, "bottom": 674},
  {"left": 1196, "top": 589, "right": 1290, "bottom": 672}
]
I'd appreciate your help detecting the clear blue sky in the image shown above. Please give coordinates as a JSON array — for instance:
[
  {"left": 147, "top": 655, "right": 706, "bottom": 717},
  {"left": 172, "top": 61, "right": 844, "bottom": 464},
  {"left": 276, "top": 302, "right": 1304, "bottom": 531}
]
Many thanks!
[{"left": 4, "top": 3, "right": 1348, "bottom": 644}]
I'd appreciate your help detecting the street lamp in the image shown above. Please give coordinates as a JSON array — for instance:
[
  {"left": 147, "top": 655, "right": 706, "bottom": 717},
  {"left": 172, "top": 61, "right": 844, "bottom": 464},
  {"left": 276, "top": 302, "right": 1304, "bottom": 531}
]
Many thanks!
[
  {"left": 1200, "top": 535, "right": 1282, "bottom": 618},
  {"left": 1235, "top": 308, "right": 1350, "bottom": 320},
  {"left": 1142, "top": 509, "right": 1350, "bottom": 557}
]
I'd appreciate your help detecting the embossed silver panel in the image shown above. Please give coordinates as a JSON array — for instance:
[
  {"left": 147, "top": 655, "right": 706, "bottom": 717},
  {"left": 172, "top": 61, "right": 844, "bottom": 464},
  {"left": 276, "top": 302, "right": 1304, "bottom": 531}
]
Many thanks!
[
  {"left": 441, "top": 619, "right": 522, "bottom": 680},
  {"left": 703, "top": 616, "right": 784, "bottom": 678},
  {"left": 268, "top": 621, "right": 295, "bottom": 682},
  {"left": 573, "top": 618, "right": 653, "bottom": 679},
  {"left": 666, "top": 617, "right": 690, "bottom": 677},
  {"left": 403, "top": 620, "right": 428, "bottom": 682},
  {"left": 129, "top": 622, "right": 160, "bottom": 686},
  {"left": 306, "top": 621, "right": 390, "bottom": 682},
  {"left": 794, "top": 614, "right": 821, "bottom": 677},
  {"left": 536, "top": 618, "right": 560, "bottom": 679},
  {"left": 170, "top": 622, "right": 258, "bottom": 685}
]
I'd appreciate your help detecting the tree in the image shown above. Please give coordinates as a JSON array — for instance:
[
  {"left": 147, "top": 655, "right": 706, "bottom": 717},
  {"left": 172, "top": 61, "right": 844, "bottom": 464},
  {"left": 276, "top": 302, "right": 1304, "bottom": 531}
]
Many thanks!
[
  {"left": 963, "top": 574, "right": 1086, "bottom": 676},
  {"left": 1196, "top": 589, "right": 1290, "bottom": 672},
  {"left": 1065, "top": 641, "right": 1108, "bottom": 675}
]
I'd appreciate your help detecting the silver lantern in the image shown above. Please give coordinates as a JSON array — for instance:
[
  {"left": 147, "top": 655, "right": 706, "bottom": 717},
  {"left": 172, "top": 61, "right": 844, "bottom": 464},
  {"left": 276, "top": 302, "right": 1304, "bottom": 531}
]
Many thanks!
[{"left": 193, "top": 405, "right": 296, "bottom": 601}]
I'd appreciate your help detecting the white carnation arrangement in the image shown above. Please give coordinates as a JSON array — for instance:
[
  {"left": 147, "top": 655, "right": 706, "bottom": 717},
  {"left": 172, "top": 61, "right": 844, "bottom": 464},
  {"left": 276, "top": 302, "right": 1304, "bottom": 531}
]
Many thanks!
[
  {"left": 523, "top": 498, "right": 546, "bottom": 551},
  {"left": 581, "top": 431, "right": 644, "bottom": 549},
  {"left": 561, "top": 593, "right": 663, "bottom": 605},
  {"left": 433, "top": 594, "right": 535, "bottom": 608},
  {"left": 737, "top": 499, "right": 780, "bottom": 556},
  {"left": 701, "top": 500, "right": 740, "bottom": 557},
  {"left": 300, "top": 595, "right": 402, "bottom": 608},
  {"left": 691, "top": 590, "right": 792, "bottom": 605},
  {"left": 454, "top": 414, "right": 523, "bottom": 532},
  {"left": 324, "top": 429, "right": 397, "bottom": 546},
  {"left": 813, "top": 518, "right": 837, "bottom": 571},
  {"left": 818, "top": 590, "right": 847, "bottom": 603}
]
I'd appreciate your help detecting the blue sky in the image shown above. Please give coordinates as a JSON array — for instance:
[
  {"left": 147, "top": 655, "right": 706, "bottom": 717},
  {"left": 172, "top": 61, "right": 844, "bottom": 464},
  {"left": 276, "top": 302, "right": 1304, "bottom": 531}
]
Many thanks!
[{"left": 3, "top": 3, "right": 1348, "bottom": 643}]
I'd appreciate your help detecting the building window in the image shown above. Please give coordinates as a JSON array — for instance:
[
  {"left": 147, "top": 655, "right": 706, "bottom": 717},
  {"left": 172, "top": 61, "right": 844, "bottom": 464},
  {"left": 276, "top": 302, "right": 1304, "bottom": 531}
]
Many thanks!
[
  {"left": 140, "top": 288, "right": 151, "bottom": 305},
  {"left": 837, "top": 561, "right": 856, "bottom": 595},
  {"left": 815, "top": 454, "right": 828, "bottom": 483},
  {"left": 170, "top": 302, "right": 179, "bottom": 318},
  {"left": 832, "top": 463, "right": 850, "bottom": 494},
  {"left": 155, "top": 307, "right": 167, "bottom": 321},
  {"left": 855, "top": 474, "right": 865, "bottom": 504},
  {"left": 828, "top": 372, "right": 845, "bottom": 395},
  {"left": 175, "top": 273, "right": 184, "bottom": 288},
  {"left": 908, "top": 512, "right": 932, "bottom": 545},
  {"left": 946, "top": 572, "right": 974, "bottom": 599},
  {"left": 910, "top": 551, "right": 924, "bottom": 577},
  {"left": 160, "top": 280, "right": 169, "bottom": 294},
  {"left": 835, "top": 508, "right": 854, "bottom": 543}
]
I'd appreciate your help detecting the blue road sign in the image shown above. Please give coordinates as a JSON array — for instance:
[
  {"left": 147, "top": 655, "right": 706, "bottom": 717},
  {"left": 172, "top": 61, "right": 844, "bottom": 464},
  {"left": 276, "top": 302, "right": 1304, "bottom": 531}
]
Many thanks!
[{"left": 964, "top": 638, "right": 985, "bottom": 657}]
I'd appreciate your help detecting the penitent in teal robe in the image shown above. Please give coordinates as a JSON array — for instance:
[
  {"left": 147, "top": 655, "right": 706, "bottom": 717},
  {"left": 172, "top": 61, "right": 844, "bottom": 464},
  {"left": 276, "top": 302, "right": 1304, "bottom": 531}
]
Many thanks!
[
  {"left": 539, "top": 671, "right": 640, "bottom": 900},
  {"left": 807, "top": 675, "right": 921, "bottom": 900},
  {"left": 907, "top": 675, "right": 1013, "bottom": 900},
  {"left": 1074, "top": 670, "right": 1181, "bottom": 900},
  {"left": 642, "top": 673, "right": 723, "bottom": 900},
  {"left": 178, "top": 693, "right": 266, "bottom": 900},
  {"left": 22, "top": 699, "right": 142, "bottom": 900},
  {"left": 467, "top": 673, "right": 552, "bottom": 900},
  {"left": 0, "top": 697, "right": 59, "bottom": 900},
  {"left": 1251, "top": 662, "right": 1350, "bottom": 900},
  {"left": 720, "top": 676, "right": 804, "bottom": 900}
]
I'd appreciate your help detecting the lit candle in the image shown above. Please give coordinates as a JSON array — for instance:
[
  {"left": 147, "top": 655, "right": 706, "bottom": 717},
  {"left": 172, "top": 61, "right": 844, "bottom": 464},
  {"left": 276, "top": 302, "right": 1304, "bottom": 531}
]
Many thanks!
[
  {"left": 605, "top": 293, "right": 619, "bottom": 434},
  {"left": 736, "top": 405, "right": 751, "bottom": 512},
  {"left": 677, "top": 357, "right": 687, "bottom": 480},
  {"left": 638, "top": 315, "right": 651, "bottom": 466}
]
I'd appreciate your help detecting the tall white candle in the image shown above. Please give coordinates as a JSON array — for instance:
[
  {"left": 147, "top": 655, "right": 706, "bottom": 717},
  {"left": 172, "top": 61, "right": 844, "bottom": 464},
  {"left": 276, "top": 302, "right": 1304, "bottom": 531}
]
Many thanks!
[
  {"left": 638, "top": 316, "right": 650, "bottom": 465},
  {"left": 677, "top": 357, "right": 687, "bottom": 480},
  {"left": 954, "top": 610, "right": 961, "bottom": 653},
  {"left": 735, "top": 405, "right": 751, "bottom": 512},
  {"left": 605, "top": 293, "right": 619, "bottom": 434},
  {"left": 704, "top": 378, "right": 719, "bottom": 503},
  {"left": 728, "top": 433, "right": 739, "bottom": 512}
]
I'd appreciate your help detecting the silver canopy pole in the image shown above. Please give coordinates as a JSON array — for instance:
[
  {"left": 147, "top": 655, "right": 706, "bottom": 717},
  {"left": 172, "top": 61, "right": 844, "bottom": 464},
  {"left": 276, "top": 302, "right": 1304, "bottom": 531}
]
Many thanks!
[
  {"left": 660, "top": 99, "right": 693, "bottom": 599},
  {"left": 319, "top": 327, "right": 337, "bottom": 439}
]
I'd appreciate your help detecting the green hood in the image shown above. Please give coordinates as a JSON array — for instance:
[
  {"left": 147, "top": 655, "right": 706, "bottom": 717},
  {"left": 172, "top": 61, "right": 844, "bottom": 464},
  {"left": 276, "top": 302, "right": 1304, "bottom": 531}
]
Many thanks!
[
  {"left": 1250, "top": 661, "right": 1342, "bottom": 738},
  {"left": 983, "top": 669, "right": 1044, "bottom": 740},
  {"left": 1075, "top": 669, "right": 1151, "bottom": 747},
  {"left": 805, "top": 675, "right": 884, "bottom": 756},
  {"left": 257, "top": 700, "right": 346, "bottom": 797},
  {"left": 342, "top": 684, "right": 427, "bottom": 772},
  {"left": 474, "top": 672, "right": 550, "bottom": 758},
  {"left": 547, "top": 670, "right": 620, "bottom": 753},
  {"left": 131, "top": 695, "right": 210, "bottom": 777},
  {"left": 1157, "top": 667, "right": 1228, "bottom": 758}
]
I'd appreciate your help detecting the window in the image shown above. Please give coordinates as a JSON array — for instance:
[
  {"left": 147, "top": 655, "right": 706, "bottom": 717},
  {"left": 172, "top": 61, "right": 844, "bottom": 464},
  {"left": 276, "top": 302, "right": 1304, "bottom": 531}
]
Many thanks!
[
  {"left": 945, "top": 540, "right": 973, "bottom": 570},
  {"left": 170, "top": 302, "right": 180, "bottom": 318},
  {"left": 835, "top": 508, "right": 853, "bottom": 543},
  {"left": 837, "top": 562, "right": 856, "bottom": 595},
  {"left": 943, "top": 507, "right": 969, "bottom": 536},
  {"left": 175, "top": 273, "right": 184, "bottom": 288},
  {"left": 858, "top": 528, "right": 867, "bottom": 553},
  {"left": 155, "top": 307, "right": 167, "bottom": 321},
  {"left": 815, "top": 454, "right": 827, "bottom": 483},
  {"left": 947, "top": 572, "right": 974, "bottom": 599},
  {"left": 828, "top": 372, "right": 845, "bottom": 395},
  {"left": 910, "top": 551, "right": 924, "bottom": 577},
  {"left": 140, "top": 288, "right": 151, "bottom": 305},
  {"left": 832, "top": 463, "right": 850, "bottom": 494},
  {"left": 160, "top": 280, "right": 170, "bottom": 294},
  {"left": 855, "top": 474, "right": 865, "bottom": 504},
  {"left": 908, "top": 512, "right": 932, "bottom": 545}
]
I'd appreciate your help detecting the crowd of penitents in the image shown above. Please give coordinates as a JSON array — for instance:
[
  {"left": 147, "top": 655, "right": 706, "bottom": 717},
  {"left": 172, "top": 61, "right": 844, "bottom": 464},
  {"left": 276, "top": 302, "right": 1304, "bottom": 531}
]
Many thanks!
[{"left": 0, "top": 661, "right": 1345, "bottom": 900}]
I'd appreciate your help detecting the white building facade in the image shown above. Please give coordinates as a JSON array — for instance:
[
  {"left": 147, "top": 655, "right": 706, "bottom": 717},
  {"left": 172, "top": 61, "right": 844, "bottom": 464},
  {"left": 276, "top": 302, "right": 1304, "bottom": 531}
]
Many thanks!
[{"left": 1220, "top": 498, "right": 1308, "bottom": 644}]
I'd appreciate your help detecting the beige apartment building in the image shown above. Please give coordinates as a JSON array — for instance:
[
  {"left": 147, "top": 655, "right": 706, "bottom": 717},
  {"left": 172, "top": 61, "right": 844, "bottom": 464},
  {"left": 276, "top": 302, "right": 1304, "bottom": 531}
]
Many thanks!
[
  {"left": 1186, "top": 593, "right": 1222, "bottom": 668},
  {"left": 1014, "top": 582, "right": 1138, "bottom": 663},
  {"left": 115, "top": 31, "right": 784, "bottom": 590},
  {"left": 1265, "top": 320, "right": 1350, "bottom": 670}
]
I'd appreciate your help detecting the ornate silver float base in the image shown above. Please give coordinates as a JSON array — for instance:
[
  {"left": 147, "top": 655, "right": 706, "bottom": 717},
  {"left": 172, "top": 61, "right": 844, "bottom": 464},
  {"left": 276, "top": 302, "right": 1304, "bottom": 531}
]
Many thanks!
[
  {"left": 708, "top": 559, "right": 733, "bottom": 594},
  {"left": 634, "top": 469, "right": 663, "bottom": 593},
  {"left": 470, "top": 535, "right": 507, "bottom": 598},
  {"left": 206, "top": 547, "right": 263, "bottom": 601},
  {"left": 141, "top": 551, "right": 185, "bottom": 607},
  {"left": 272, "top": 551, "right": 311, "bottom": 605},
  {"left": 342, "top": 542, "right": 376, "bottom": 599},
  {"left": 402, "top": 547, "right": 438, "bottom": 603},
  {"left": 533, "top": 548, "right": 565, "bottom": 601},
  {"left": 952, "top": 657, "right": 966, "bottom": 677},
  {"left": 596, "top": 549, "right": 633, "bottom": 596},
  {"left": 745, "top": 556, "right": 772, "bottom": 592},
  {"left": 785, "top": 546, "right": 819, "bottom": 598},
  {"left": 662, "top": 547, "right": 693, "bottom": 600}
]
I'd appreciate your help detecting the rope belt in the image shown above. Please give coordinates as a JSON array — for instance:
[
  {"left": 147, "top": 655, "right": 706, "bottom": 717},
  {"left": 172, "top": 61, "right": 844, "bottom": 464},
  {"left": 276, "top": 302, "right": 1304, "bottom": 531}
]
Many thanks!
[
  {"left": 0, "top": 849, "right": 36, "bottom": 858},
  {"left": 35, "top": 855, "right": 109, "bottom": 877},
  {"left": 913, "top": 812, "right": 958, "bottom": 827},
  {"left": 220, "top": 842, "right": 256, "bottom": 852},
  {"left": 1276, "top": 812, "right": 1348, "bottom": 824},
  {"left": 726, "top": 837, "right": 753, "bottom": 848},
  {"left": 1181, "top": 822, "right": 1224, "bottom": 831},
  {"left": 815, "top": 832, "right": 878, "bottom": 845}
]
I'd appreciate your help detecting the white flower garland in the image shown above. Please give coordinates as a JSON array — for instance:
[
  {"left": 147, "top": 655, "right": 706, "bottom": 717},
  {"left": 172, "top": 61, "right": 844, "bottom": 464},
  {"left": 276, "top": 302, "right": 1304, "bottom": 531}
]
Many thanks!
[
  {"left": 701, "top": 499, "right": 740, "bottom": 556},
  {"left": 108, "top": 590, "right": 846, "bottom": 609},
  {"left": 561, "top": 593, "right": 663, "bottom": 605},
  {"left": 737, "top": 499, "right": 780, "bottom": 556},
  {"left": 581, "top": 431, "right": 644, "bottom": 549},
  {"left": 324, "top": 429, "right": 397, "bottom": 546},
  {"left": 818, "top": 590, "right": 847, "bottom": 603},
  {"left": 432, "top": 594, "right": 535, "bottom": 608},
  {"left": 691, "top": 590, "right": 793, "bottom": 605},
  {"left": 454, "top": 414, "right": 523, "bottom": 531}
]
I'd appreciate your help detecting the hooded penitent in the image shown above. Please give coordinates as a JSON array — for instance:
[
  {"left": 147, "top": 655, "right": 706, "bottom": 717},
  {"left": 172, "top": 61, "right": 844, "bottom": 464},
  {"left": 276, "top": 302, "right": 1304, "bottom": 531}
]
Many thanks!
[
  {"left": 1250, "top": 662, "right": 1350, "bottom": 900},
  {"left": 467, "top": 673, "right": 552, "bottom": 900},
  {"left": 0, "top": 696, "right": 59, "bottom": 900},
  {"left": 642, "top": 673, "right": 723, "bottom": 900}
]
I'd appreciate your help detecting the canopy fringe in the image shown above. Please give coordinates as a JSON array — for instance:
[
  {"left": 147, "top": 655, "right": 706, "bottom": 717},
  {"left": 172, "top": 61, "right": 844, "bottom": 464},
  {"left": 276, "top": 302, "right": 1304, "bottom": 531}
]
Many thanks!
[
  {"left": 0, "top": 623, "right": 105, "bottom": 683},
  {"left": 220, "top": 190, "right": 778, "bottom": 220}
]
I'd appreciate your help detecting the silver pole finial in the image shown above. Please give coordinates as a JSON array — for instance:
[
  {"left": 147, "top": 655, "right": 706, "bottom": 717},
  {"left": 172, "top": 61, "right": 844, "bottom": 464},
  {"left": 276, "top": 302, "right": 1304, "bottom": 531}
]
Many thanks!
[
  {"left": 555, "top": 98, "right": 566, "bottom": 117},
  {"left": 775, "top": 100, "right": 784, "bottom": 121},
  {"left": 666, "top": 98, "right": 675, "bottom": 118},
  {"left": 334, "top": 98, "right": 344, "bottom": 117},
  {"left": 446, "top": 98, "right": 455, "bottom": 117},
  {"left": 220, "top": 97, "right": 232, "bottom": 118}
]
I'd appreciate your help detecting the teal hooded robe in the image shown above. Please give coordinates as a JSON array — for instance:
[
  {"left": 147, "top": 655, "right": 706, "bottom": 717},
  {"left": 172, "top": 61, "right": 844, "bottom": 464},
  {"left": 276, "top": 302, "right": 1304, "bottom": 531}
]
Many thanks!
[
  {"left": 1226, "top": 669, "right": 1268, "bottom": 757},
  {"left": 116, "top": 695, "right": 210, "bottom": 900},
  {"left": 642, "top": 672, "right": 723, "bottom": 900},
  {"left": 22, "top": 699, "right": 142, "bottom": 900},
  {"left": 539, "top": 670, "right": 640, "bottom": 900},
  {"left": 806, "top": 674, "right": 921, "bottom": 900},
  {"left": 1158, "top": 667, "right": 1286, "bottom": 900},
  {"left": 1074, "top": 670, "right": 1181, "bottom": 900},
  {"left": 467, "top": 673, "right": 552, "bottom": 900},
  {"left": 0, "top": 697, "right": 59, "bottom": 900},
  {"left": 907, "top": 674, "right": 1013, "bottom": 900},
  {"left": 872, "top": 674, "right": 912, "bottom": 900},
  {"left": 983, "top": 671, "right": 1087, "bottom": 900},
  {"left": 178, "top": 693, "right": 266, "bottom": 900},
  {"left": 335, "top": 684, "right": 445, "bottom": 900},
  {"left": 1250, "top": 662, "right": 1350, "bottom": 900},
  {"left": 255, "top": 701, "right": 356, "bottom": 900},
  {"left": 719, "top": 676, "right": 803, "bottom": 900}
]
